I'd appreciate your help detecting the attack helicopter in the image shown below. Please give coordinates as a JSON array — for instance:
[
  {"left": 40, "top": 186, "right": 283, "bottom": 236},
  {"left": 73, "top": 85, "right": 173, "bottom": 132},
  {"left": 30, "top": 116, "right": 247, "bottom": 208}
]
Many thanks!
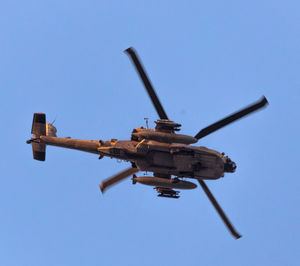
[{"left": 27, "top": 47, "right": 268, "bottom": 239}]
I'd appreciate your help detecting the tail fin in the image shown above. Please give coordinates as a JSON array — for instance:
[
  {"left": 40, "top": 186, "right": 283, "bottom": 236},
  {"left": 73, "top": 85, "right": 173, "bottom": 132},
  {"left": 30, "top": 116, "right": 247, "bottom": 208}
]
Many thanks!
[
  {"left": 31, "top": 113, "right": 46, "bottom": 161},
  {"left": 28, "top": 113, "right": 58, "bottom": 161},
  {"left": 46, "top": 122, "right": 57, "bottom": 137}
]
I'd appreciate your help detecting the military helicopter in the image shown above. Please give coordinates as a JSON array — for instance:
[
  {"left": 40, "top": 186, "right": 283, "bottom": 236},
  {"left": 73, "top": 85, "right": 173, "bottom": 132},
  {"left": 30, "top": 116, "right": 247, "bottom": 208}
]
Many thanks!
[{"left": 27, "top": 47, "right": 268, "bottom": 239}]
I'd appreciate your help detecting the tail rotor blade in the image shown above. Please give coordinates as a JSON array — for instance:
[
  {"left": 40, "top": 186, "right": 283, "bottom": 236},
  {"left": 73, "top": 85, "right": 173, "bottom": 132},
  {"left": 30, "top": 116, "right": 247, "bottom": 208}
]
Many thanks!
[
  {"left": 125, "top": 47, "right": 169, "bottom": 120},
  {"left": 100, "top": 167, "right": 139, "bottom": 193},
  {"left": 195, "top": 96, "right": 268, "bottom": 140},
  {"left": 198, "top": 180, "right": 241, "bottom": 239}
]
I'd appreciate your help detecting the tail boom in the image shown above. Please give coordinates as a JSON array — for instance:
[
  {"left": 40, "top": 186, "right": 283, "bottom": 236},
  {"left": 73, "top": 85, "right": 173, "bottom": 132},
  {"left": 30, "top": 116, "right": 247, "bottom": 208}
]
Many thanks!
[
  {"left": 28, "top": 113, "right": 100, "bottom": 161},
  {"left": 39, "top": 136, "right": 100, "bottom": 154}
]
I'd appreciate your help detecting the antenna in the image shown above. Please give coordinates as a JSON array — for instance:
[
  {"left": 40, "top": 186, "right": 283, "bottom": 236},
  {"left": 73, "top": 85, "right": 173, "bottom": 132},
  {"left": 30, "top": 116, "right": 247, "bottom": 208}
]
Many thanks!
[
  {"left": 144, "top": 118, "right": 149, "bottom": 129},
  {"left": 51, "top": 116, "right": 57, "bottom": 125}
]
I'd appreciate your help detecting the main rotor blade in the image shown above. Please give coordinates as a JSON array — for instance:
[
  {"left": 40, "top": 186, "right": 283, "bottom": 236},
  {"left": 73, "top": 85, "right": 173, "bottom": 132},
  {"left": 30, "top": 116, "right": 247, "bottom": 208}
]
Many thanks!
[
  {"left": 100, "top": 167, "right": 139, "bottom": 193},
  {"left": 198, "top": 180, "right": 241, "bottom": 239},
  {"left": 125, "top": 47, "right": 169, "bottom": 120},
  {"left": 195, "top": 96, "right": 268, "bottom": 140}
]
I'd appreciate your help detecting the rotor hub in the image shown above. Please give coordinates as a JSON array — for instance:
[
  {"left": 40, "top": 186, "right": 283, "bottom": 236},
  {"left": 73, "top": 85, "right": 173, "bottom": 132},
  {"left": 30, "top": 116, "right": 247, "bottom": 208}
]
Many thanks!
[{"left": 155, "top": 119, "right": 181, "bottom": 132}]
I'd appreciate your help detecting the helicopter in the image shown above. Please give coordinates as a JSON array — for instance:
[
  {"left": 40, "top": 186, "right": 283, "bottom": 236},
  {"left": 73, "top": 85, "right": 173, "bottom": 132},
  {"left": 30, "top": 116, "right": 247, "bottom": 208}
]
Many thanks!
[{"left": 27, "top": 47, "right": 268, "bottom": 239}]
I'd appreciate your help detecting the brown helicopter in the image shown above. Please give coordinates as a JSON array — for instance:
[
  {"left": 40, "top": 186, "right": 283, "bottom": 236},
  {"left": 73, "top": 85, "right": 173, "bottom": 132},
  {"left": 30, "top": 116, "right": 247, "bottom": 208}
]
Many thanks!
[{"left": 27, "top": 47, "right": 268, "bottom": 239}]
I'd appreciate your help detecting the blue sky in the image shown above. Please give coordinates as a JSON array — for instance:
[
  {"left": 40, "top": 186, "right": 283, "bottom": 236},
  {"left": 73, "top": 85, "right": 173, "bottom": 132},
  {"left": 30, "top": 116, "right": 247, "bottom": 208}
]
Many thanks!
[{"left": 1, "top": 1, "right": 299, "bottom": 265}]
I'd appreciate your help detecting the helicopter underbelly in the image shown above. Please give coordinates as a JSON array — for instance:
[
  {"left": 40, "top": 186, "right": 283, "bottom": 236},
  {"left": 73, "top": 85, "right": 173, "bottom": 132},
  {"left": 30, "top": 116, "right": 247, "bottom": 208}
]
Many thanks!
[
  {"left": 150, "top": 151, "right": 174, "bottom": 168},
  {"left": 135, "top": 147, "right": 225, "bottom": 180}
]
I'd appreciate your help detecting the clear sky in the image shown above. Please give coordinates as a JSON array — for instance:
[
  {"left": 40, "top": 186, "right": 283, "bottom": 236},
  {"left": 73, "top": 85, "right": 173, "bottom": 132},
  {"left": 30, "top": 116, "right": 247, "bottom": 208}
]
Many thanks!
[{"left": 1, "top": 1, "right": 299, "bottom": 266}]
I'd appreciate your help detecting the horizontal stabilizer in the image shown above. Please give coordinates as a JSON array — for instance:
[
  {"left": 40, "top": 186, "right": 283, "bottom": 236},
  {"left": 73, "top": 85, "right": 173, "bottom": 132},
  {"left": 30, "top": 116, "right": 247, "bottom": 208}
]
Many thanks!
[
  {"left": 32, "top": 142, "right": 46, "bottom": 161},
  {"left": 31, "top": 113, "right": 46, "bottom": 137},
  {"left": 30, "top": 113, "right": 47, "bottom": 161}
]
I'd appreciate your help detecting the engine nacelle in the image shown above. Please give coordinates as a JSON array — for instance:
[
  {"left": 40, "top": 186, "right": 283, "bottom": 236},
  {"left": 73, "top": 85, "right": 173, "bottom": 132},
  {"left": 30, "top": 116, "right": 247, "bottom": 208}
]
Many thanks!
[{"left": 131, "top": 127, "right": 197, "bottom": 144}]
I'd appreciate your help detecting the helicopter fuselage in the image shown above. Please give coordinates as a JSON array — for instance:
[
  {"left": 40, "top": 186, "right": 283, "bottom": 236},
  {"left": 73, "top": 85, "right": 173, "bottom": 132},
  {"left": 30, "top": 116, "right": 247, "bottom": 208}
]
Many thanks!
[
  {"left": 98, "top": 138, "right": 236, "bottom": 180},
  {"left": 35, "top": 125, "right": 236, "bottom": 181}
]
